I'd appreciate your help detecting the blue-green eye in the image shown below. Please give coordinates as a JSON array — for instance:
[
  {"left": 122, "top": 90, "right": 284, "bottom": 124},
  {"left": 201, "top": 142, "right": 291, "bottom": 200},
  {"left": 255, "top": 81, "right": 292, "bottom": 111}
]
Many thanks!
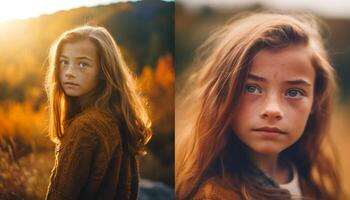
[
  {"left": 286, "top": 89, "right": 304, "bottom": 98},
  {"left": 245, "top": 85, "right": 261, "bottom": 94},
  {"left": 79, "top": 62, "right": 89, "bottom": 68},
  {"left": 59, "top": 60, "right": 68, "bottom": 65}
]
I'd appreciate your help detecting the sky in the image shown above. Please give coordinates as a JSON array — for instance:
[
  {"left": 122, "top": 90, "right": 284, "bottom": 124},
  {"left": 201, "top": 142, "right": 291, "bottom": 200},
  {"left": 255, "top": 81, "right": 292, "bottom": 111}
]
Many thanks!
[
  {"left": 0, "top": 0, "right": 173, "bottom": 22},
  {"left": 179, "top": 0, "right": 350, "bottom": 19}
]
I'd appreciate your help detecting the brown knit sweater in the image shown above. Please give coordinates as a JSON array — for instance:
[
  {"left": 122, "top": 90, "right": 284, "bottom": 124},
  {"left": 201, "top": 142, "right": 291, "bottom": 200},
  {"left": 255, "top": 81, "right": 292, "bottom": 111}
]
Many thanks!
[
  {"left": 192, "top": 175, "right": 318, "bottom": 200},
  {"left": 45, "top": 107, "right": 139, "bottom": 200}
]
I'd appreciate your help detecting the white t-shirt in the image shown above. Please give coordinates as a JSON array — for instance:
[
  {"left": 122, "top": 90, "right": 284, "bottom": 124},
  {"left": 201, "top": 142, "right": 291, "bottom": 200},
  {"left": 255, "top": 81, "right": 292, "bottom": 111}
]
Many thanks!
[{"left": 279, "top": 165, "right": 302, "bottom": 199}]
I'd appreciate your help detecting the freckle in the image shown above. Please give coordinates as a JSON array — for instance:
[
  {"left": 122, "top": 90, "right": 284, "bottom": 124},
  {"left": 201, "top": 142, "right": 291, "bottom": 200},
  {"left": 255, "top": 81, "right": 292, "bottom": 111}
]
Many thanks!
[{"left": 273, "top": 72, "right": 278, "bottom": 78}]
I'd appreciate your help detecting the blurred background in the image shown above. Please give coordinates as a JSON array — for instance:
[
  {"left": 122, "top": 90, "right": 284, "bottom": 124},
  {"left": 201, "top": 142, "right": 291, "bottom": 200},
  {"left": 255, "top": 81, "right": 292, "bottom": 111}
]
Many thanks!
[
  {"left": 0, "top": 0, "right": 174, "bottom": 199},
  {"left": 176, "top": 0, "right": 350, "bottom": 196}
]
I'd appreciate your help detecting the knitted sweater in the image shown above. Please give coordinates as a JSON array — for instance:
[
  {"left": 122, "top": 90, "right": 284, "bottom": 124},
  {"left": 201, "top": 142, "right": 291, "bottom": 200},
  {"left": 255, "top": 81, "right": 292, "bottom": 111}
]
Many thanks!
[
  {"left": 192, "top": 177, "right": 320, "bottom": 200},
  {"left": 45, "top": 107, "right": 139, "bottom": 200},
  {"left": 192, "top": 164, "right": 318, "bottom": 200}
]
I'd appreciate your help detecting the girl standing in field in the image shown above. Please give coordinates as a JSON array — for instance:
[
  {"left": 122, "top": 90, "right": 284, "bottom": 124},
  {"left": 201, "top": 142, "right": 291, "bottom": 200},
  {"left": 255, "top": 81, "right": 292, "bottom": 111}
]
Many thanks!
[
  {"left": 176, "top": 13, "right": 343, "bottom": 200},
  {"left": 45, "top": 25, "right": 151, "bottom": 200}
]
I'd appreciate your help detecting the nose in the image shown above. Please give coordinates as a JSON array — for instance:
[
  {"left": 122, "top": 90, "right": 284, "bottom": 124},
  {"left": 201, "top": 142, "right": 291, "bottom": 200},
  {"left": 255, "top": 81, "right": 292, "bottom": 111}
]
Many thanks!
[
  {"left": 64, "top": 64, "right": 76, "bottom": 79},
  {"left": 260, "top": 94, "right": 283, "bottom": 121}
]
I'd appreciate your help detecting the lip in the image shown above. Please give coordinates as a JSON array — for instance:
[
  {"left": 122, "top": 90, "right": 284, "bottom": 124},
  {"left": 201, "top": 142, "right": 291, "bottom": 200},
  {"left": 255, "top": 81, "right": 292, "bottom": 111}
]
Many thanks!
[
  {"left": 64, "top": 82, "right": 79, "bottom": 86},
  {"left": 252, "top": 127, "right": 286, "bottom": 134}
]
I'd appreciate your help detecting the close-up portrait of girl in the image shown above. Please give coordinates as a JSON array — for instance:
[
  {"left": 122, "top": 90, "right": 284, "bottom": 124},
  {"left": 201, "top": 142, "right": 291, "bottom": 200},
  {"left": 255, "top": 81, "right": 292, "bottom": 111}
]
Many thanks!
[
  {"left": 175, "top": 12, "right": 346, "bottom": 200},
  {"left": 44, "top": 25, "right": 152, "bottom": 200}
]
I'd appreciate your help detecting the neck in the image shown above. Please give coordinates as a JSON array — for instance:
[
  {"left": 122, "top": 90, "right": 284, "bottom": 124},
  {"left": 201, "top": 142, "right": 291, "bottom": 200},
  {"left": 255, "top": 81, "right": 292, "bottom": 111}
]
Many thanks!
[
  {"left": 77, "top": 92, "right": 96, "bottom": 111},
  {"left": 249, "top": 151, "right": 291, "bottom": 184},
  {"left": 251, "top": 153, "right": 279, "bottom": 176}
]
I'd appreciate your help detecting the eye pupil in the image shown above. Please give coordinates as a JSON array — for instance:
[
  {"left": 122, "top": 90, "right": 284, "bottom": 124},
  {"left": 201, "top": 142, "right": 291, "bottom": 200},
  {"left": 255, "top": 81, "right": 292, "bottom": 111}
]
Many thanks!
[
  {"left": 288, "top": 90, "right": 301, "bottom": 97},
  {"left": 246, "top": 85, "right": 259, "bottom": 94},
  {"left": 80, "top": 63, "right": 88, "bottom": 68},
  {"left": 247, "top": 86, "right": 255, "bottom": 93}
]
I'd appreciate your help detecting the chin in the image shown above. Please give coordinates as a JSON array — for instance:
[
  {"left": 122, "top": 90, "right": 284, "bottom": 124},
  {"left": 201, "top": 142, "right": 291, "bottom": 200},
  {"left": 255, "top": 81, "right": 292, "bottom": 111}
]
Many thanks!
[
  {"left": 64, "top": 91, "right": 80, "bottom": 97},
  {"left": 253, "top": 144, "right": 284, "bottom": 155}
]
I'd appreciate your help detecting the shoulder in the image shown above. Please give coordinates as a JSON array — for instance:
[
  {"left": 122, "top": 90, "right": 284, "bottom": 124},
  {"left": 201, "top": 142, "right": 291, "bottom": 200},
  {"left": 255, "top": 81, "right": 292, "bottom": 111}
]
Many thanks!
[
  {"left": 71, "top": 107, "right": 118, "bottom": 131},
  {"left": 65, "top": 107, "right": 121, "bottom": 143},
  {"left": 192, "top": 176, "right": 241, "bottom": 200},
  {"left": 72, "top": 107, "right": 115, "bottom": 127}
]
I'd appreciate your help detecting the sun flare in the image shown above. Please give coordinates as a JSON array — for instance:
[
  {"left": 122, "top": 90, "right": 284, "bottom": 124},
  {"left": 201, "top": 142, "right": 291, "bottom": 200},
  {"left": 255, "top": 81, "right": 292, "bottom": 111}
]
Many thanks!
[
  {"left": 0, "top": 1, "right": 45, "bottom": 22},
  {"left": 0, "top": 0, "right": 128, "bottom": 23}
]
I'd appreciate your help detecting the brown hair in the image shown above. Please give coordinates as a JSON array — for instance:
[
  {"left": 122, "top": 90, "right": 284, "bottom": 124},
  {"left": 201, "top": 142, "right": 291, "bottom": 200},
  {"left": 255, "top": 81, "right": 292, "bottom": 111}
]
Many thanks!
[
  {"left": 45, "top": 25, "right": 151, "bottom": 154},
  {"left": 176, "top": 12, "right": 342, "bottom": 199}
]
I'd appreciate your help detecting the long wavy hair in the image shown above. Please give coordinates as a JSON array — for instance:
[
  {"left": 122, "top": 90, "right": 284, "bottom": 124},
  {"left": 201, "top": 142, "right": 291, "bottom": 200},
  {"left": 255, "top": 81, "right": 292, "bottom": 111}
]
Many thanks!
[
  {"left": 176, "top": 13, "right": 343, "bottom": 200},
  {"left": 45, "top": 25, "right": 152, "bottom": 155}
]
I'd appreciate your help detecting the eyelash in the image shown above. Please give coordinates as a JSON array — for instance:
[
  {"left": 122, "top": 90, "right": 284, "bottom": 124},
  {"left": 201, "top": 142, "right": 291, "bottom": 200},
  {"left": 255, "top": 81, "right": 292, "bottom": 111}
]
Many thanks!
[{"left": 244, "top": 85, "right": 306, "bottom": 98}]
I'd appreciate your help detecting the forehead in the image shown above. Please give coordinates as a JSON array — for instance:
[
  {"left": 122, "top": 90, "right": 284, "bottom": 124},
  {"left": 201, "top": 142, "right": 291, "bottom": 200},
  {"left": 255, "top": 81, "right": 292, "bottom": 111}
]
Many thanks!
[
  {"left": 249, "top": 45, "right": 315, "bottom": 82},
  {"left": 60, "top": 39, "right": 98, "bottom": 58}
]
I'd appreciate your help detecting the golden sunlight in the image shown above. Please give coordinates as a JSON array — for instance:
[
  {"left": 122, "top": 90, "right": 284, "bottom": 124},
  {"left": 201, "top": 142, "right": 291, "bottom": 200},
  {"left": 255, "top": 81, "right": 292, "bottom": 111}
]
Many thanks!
[{"left": 0, "top": 0, "right": 119, "bottom": 23}]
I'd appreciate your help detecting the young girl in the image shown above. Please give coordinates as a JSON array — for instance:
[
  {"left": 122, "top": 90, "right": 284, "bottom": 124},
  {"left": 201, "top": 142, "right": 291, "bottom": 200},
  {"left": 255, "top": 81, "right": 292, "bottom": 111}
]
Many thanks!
[
  {"left": 176, "top": 13, "right": 343, "bottom": 200},
  {"left": 44, "top": 25, "right": 152, "bottom": 200}
]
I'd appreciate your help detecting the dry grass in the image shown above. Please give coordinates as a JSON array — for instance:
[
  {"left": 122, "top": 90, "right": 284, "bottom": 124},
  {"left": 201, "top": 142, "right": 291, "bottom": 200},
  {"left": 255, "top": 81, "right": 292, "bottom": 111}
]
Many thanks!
[{"left": 0, "top": 149, "right": 53, "bottom": 199}]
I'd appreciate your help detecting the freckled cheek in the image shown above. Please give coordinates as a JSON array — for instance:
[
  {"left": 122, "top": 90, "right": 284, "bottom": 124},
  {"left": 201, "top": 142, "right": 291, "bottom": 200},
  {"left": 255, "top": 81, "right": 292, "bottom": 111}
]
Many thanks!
[
  {"left": 239, "top": 96, "right": 262, "bottom": 113},
  {"left": 232, "top": 96, "right": 259, "bottom": 127},
  {"left": 285, "top": 100, "right": 313, "bottom": 131},
  {"left": 84, "top": 71, "right": 100, "bottom": 89}
]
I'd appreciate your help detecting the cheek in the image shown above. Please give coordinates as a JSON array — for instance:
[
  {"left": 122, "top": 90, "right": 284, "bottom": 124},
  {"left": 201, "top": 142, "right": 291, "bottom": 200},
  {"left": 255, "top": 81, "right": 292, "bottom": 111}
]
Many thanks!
[
  {"left": 286, "top": 99, "right": 313, "bottom": 132},
  {"left": 231, "top": 97, "right": 255, "bottom": 131},
  {"left": 86, "top": 69, "right": 100, "bottom": 87},
  {"left": 59, "top": 67, "right": 64, "bottom": 82},
  {"left": 236, "top": 95, "right": 260, "bottom": 115}
]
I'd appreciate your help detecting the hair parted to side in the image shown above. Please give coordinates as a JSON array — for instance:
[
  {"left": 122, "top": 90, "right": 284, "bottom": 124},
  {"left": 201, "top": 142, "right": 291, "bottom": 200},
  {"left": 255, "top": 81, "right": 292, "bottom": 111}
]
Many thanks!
[
  {"left": 175, "top": 12, "right": 343, "bottom": 200},
  {"left": 45, "top": 25, "right": 152, "bottom": 155}
]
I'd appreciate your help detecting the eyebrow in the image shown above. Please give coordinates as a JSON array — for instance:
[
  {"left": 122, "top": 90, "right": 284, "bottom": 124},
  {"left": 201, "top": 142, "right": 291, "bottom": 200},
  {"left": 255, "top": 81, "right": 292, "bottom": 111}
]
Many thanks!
[
  {"left": 248, "top": 73, "right": 266, "bottom": 82},
  {"left": 248, "top": 73, "right": 312, "bottom": 87},
  {"left": 60, "top": 55, "right": 93, "bottom": 62},
  {"left": 285, "top": 79, "right": 312, "bottom": 87}
]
